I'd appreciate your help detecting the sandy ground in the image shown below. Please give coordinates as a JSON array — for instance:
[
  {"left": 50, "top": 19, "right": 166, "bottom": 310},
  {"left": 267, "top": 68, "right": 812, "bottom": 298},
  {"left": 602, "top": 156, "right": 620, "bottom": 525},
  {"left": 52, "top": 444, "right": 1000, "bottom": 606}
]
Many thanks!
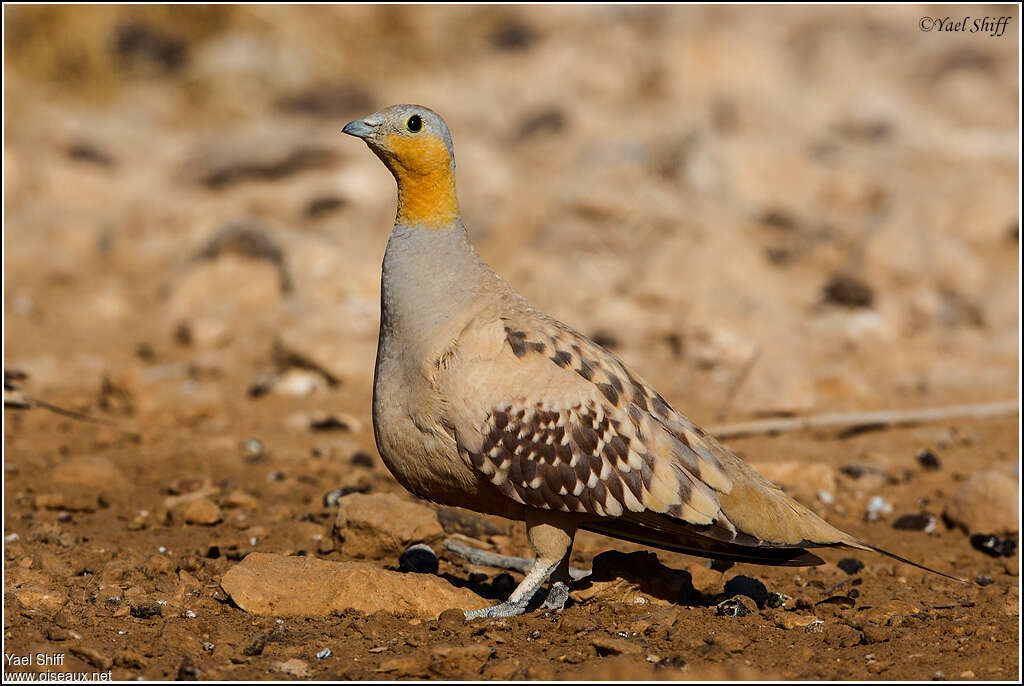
[{"left": 3, "top": 4, "right": 1020, "bottom": 681}]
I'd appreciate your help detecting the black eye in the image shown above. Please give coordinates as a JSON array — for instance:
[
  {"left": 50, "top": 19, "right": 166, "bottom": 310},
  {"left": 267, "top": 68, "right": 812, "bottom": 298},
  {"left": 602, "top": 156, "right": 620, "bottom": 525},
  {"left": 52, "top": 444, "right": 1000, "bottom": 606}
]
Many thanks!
[{"left": 406, "top": 114, "right": 422, "bottom": 133}]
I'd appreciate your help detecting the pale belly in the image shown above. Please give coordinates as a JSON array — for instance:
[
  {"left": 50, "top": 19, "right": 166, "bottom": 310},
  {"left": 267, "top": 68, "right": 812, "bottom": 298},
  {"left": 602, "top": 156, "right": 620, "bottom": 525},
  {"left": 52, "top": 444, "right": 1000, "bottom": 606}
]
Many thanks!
[{"left": 372, "top": 373, "right": 525, "bottom": 522}]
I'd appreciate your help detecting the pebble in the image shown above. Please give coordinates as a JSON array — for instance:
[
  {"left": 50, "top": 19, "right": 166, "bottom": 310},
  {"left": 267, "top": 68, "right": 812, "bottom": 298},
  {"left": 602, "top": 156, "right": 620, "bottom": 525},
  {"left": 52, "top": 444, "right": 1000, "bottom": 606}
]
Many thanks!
[
  {"left": 974, "top": 575, "right": 994, "bottom": 586},
  {"left": 398, "top": 544, "right": 439, "bottom": 574},
  {"left": 837, "top": 558, "right": 865, "bottom": 575},
  {"left": 242, "top": 633, "right": 267, "bottom": 656},
  {"left": 765, "top": 592, "right": 788, "bottom": 609},
  {"left": 129, "top": 600, "right": 162, "bottom": 619},
  {"left": 892, "top": 513, "right": 937, "bottom": 533},
  {"left": 722, "top": 575, "right": 768, "bottom": 608},
  {"left": 270, "top": 659, "right": 309, "bottom": 679},
  {"left": 592, "top": 636, "right": 642, "bottom": 656},
  {"left": 916, "top": 449, "right": 942, "bottom": 470},
  {"left": 944, "top": 471, "right": 1019, "bottom": 535},
  {"left": 332, "top": 493, "right": 444, "bottom": 558},
  {"left": 183, "top": 498, "right": 223, "bottom": 526},
  {"left": 969, "top": 534, "right": 1017, "bottom": 558},
  {"left": 866, "top": 496, "right": 893, "bottom": 521},
  {"left": 316, "top": 648, "right": 332, "bottom": 660},
  {"left": 715, "top": 598, "right": 751, "bottom": 617}
]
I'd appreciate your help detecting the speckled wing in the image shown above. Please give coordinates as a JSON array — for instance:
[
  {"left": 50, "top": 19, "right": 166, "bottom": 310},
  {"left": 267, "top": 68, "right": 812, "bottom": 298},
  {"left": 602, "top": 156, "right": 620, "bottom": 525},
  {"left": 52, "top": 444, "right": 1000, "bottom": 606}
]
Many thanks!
[
  {"left": 441, "top": 310, "right": 741, "bottom": 529},
  {"left": 440, "top": 307, "right": 861, "bottom": 556}
]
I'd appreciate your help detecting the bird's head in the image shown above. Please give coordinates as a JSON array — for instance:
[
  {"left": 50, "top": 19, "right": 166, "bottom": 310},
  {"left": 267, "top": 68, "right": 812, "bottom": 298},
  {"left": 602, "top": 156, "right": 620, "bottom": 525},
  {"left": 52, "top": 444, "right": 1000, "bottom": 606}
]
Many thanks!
[{"left": 343, "top": 104, "right": 459, "bottom": 229}]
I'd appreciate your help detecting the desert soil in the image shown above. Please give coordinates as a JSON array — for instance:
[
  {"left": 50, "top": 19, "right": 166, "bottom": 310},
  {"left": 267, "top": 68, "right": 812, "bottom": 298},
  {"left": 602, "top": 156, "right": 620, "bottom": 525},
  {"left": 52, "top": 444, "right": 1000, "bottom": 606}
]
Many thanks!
[{"left": 3, "top": 5, "right": 1020, "bottom": 681}]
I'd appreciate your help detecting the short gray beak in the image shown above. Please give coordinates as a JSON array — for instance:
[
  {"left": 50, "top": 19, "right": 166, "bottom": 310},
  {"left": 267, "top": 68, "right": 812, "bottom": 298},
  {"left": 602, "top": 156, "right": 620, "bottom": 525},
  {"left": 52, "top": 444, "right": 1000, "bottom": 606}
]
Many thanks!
[{"left": 342, "top": 119, "right": 376, "bottom": 139}]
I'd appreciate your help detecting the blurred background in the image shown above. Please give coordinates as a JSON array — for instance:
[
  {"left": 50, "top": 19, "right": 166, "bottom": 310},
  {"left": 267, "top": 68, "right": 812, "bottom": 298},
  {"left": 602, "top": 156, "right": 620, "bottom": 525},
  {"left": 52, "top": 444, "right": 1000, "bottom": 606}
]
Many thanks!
[
  {"left": 4, "top": 4, "right": 1018, "bottom": 420},
  {"left": 2, "top": 5, "right": 1019, "bottom": 680}
]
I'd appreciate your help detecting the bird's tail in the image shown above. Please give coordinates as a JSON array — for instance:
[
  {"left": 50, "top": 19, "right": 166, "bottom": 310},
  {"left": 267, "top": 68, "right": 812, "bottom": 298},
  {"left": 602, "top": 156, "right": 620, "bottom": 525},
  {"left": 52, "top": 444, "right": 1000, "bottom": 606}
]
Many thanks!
[{"left": 841, "top": 537, "right": 968, "bottom": 584}]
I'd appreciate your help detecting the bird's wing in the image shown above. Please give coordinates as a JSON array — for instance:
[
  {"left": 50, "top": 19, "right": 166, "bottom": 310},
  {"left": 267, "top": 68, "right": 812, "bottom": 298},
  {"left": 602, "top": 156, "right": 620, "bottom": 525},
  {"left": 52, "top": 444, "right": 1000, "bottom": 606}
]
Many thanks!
[{"left": 440, "top": 307, "right": 853, "bottom": 553}]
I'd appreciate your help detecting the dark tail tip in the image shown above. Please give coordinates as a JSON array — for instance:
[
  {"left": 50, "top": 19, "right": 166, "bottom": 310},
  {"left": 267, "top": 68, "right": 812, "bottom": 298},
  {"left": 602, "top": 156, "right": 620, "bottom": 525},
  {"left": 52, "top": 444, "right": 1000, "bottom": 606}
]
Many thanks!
[{"left": 858, "top": 541, "right": 969, "bottom": 584}]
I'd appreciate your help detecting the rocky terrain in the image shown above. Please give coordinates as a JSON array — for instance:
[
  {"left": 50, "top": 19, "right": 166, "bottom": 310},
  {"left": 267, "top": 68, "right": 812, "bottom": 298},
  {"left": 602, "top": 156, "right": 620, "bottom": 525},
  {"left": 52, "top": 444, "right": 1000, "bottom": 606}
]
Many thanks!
[{"left": 3, "top": 5, "right": 1019, "bottom": 681}]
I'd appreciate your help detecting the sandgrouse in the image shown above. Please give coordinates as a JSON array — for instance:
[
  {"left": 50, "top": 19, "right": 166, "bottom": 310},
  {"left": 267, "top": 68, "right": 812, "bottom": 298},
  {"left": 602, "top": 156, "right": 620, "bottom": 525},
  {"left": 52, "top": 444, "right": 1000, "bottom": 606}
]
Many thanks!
[{"left": 342, "top": 104, "right": 959, "bottom": 619}]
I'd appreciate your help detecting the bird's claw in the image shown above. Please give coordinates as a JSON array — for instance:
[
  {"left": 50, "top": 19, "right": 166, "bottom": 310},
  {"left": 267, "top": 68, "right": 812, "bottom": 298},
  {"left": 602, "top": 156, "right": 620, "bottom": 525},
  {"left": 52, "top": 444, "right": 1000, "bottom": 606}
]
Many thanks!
[
  {"left": 464, "top": 598, "right": 529, "bottom": 620},
  {"left": 540, "top": 581, "right": 570, "bottom": 611}
]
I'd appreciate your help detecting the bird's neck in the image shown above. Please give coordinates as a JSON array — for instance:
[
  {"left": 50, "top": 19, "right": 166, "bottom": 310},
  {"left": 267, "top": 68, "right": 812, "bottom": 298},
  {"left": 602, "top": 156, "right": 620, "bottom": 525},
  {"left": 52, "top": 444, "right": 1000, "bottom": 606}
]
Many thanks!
[
  {"left": 394, "top": 168, "right": 460, "bottom": 229},
  {"left": 378, "top": 222, "right": 500, "bottom": 358}
]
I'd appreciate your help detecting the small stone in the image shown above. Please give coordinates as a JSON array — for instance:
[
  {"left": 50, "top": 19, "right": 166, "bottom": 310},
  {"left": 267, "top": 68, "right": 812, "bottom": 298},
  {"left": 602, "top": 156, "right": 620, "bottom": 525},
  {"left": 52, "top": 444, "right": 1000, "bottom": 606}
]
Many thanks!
[
  {"left": 892, "top": 513, "right": 937, "bottom": 533},
  {"left": 592, "top": 636, "right": 642, "bottom": 656},
  {"left": 183, "top": 498, "right": 223, "bottom": 526},
  {"left": 715, "top": 598, "right": 751, "bottom": 617},
  {"left": 944, "top": 470, "right": 1018, "bottom": 535},
  {"left": 866, "top": 496, "right": 893, "bottom": 521},
  {"left": 316, "top": 648, "right": 332, "bottom": 660},
  {"left": 773, "top": 613, "right": 819, "bottom": 630},
  {"left": 969, "top": 534, "right": 1017, "bottom": 558},
  {"left": 823, "top": 272, "right": 873, "bottom": 308},
  {"left": 765, "top": 592, "right": 788, "bottom": 609},
  {"left": 974, "top": 575, "right": 994, "bottom": 586},
  {"left": 272, "top": 659, "right": 311, "bottom": 678},
  {"left": 837, "top": 558, "right": 865, "bottom": 575},
  {"left": 240, "top": 438, "right": 267, "bottom": 462},
  {"left": 916, "top": 450, "right": 941, "bottom": 470},
  {"left": 130, "top": 600, "right": 162, "bottom": 619},
  {"left": 70, "top": 646, "right": 112, "bottom": 670},
  {"left": 723, "top": 575, "right": 768, "bottom": 608},
  {"left": 242, "top": 633, "right": 267, "bottom": 656},
  {"left": 399, "top": 544, "right": 439, "bottom": 574},
  {"left": 333, "top": 493, "right": 444, "bottom": 559},
  {"left": 959, "top": 671, "right": 975, "bottom": 679}
]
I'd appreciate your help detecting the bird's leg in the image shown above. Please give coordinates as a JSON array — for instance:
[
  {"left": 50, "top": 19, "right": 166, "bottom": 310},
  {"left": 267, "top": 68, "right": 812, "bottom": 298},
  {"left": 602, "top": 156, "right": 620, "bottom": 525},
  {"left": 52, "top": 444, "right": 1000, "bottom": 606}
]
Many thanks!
[
  {"left": 464, "top": 512, "right": 575, "bottom": 620},
  {"left": 539, "top": 542, "right": 574, "bottom": 611}
]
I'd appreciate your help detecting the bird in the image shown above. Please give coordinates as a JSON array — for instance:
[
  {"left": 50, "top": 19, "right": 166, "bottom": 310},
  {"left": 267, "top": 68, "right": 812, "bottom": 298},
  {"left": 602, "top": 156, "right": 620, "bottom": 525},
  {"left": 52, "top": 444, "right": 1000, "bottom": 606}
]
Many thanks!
[{"left": 342, "top": 104, "right": 961, "bottom": 619}]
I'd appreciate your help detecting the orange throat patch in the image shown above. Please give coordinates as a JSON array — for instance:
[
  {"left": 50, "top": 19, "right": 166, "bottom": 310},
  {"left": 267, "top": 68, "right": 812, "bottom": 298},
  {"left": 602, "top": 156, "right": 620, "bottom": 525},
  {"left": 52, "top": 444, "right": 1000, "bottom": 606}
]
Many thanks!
[{"left": 384, "top": 133, "right": 460, "bottom": 229}]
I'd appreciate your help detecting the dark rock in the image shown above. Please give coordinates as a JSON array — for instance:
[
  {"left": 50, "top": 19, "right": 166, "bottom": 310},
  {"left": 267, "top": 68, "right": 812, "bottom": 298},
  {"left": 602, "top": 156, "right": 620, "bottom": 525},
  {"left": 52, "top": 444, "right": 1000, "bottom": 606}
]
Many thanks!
[
  {"left": 351, "top": 452, "right": 375, "bottom": 468},
  {"left": 490, "top": 18, "right": 537, "bottom": 51},
  {"left": 723, "top": 575, "right": 768, "bottom": 608},
  {"left": 974, "top": 575, "right": 994, "bottom": 586},
  {"left": 130, "top": 600, "right": 162, "bottom": 619},
  {"left": 765, "top": 592, "right": 787, "bottom": 609},
  {"left": 492, "top": 573, "right": 516, "bottom": 597},
  {"left": 715, "top": 598, "right": 751, "bottom": 617},
  {"left": 305, "top": 195, "right": 347, "bottom": 219},
  {"left": 205, "top": 545, "right": 221, "bottom": 559},
  {"left": 242, "top": 633, "right": 268, "bottom": 656},
  {"left": 892, "top": 513, "right": 937, "bottom": 532},
  {"left": 399, "top": 544, "right": 439, "bottom": 575},
  {"left": 837, "top": 558, "right": 864, "bottom": 575},
  {"left": 67, "top": 141, "right": 115, "bottom": 167},
  {"left": 823, "top": 273, "right": 874, "bottom": 308},
  {"left": 916, "top": 449, "right": 941, "bottom": 470},
  {"left": 969, "top": 534, "right": 1017, "bottom": 558}
]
